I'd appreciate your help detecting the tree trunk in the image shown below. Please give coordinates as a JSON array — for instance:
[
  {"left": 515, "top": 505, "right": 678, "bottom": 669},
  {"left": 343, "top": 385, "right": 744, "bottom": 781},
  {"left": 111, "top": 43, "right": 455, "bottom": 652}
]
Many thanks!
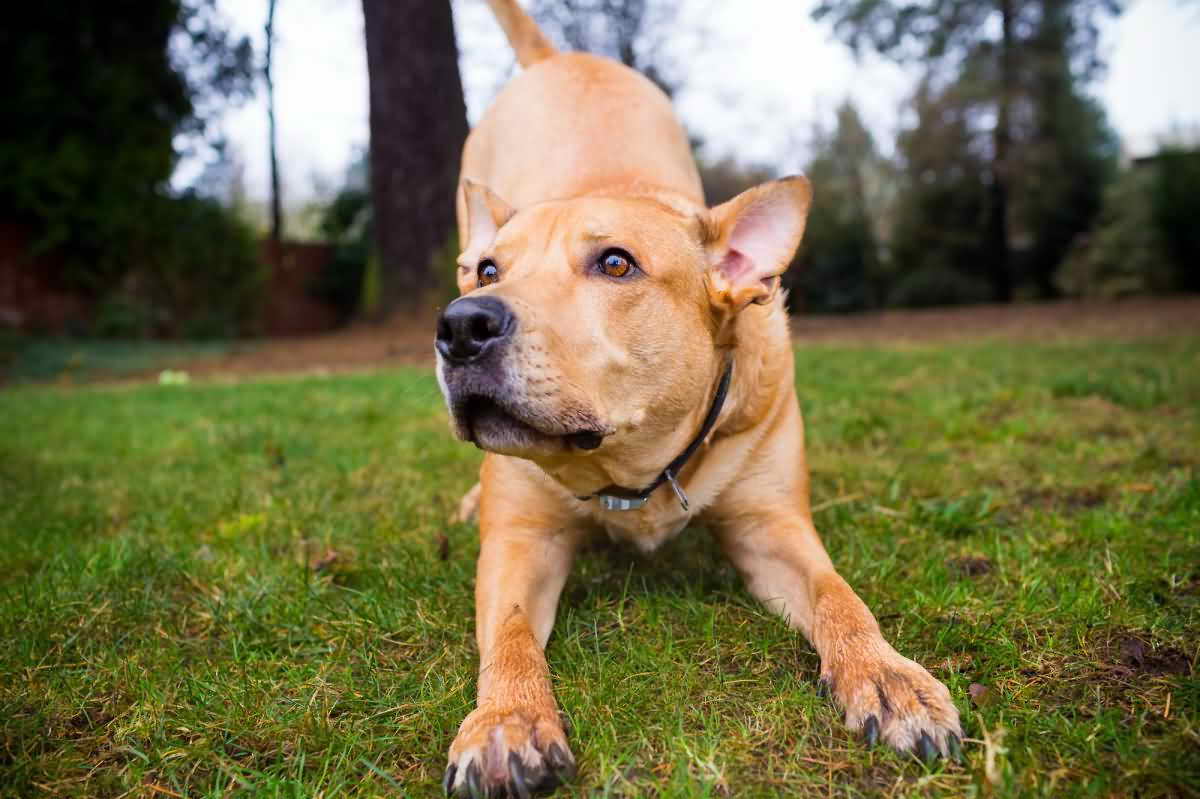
[
  {"left": 988, "top": 0, "right": 1014, "bottom": 302},
  {"left": 265, "top": 0, "right": 283, "bottom": 245},
  {"left": 361, "top": 0, "right": 469, "bottom": 318}
]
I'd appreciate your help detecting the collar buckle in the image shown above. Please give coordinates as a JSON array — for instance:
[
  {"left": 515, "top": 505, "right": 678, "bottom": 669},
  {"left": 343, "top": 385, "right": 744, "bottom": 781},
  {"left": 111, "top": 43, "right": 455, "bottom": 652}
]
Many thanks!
[{"left": 599, "top": 493, "right": 649, "bottom": 511}]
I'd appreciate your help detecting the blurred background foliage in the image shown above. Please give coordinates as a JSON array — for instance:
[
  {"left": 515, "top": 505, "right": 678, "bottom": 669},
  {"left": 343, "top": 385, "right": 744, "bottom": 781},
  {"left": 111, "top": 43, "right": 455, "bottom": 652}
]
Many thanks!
[
  {"left": 0, "top": 0, "right": 260, "bottom": 337},
  {"left": 0, "top": 0, "right": 1197, "bottom": 340}
]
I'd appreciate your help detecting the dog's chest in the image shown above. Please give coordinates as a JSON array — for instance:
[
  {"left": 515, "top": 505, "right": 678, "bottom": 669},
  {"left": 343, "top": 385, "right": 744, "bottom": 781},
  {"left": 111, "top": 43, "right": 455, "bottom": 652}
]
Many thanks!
[{"left": 595, "top": 504, "right": 692, "bottom": 553}]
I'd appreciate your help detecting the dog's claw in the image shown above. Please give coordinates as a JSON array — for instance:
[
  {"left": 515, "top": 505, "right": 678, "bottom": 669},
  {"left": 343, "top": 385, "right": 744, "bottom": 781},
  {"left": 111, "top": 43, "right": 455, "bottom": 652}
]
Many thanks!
[
  {"left": 916, "top": 731, "right": 937, "bottom": 763},
  {"left": 508, "top": 752, "right": 532, "bottom": 799},
  {"left": 443, "top": 763, "right": 457, "bottom": 796},
  {"left": 546, "top": 742, "right": 576, "bottom": 780},
  {"left": 863, "top": 714, "right": 880, "bottom": 748},
  {"left": 947, "top": 732, "right": 962, "bottom": 762},
  {"left": 816, "top": 676, "right": 832, "bottom": 699},
  {"left": 465, "top": 761, "right": 483, "bottom": 799}
]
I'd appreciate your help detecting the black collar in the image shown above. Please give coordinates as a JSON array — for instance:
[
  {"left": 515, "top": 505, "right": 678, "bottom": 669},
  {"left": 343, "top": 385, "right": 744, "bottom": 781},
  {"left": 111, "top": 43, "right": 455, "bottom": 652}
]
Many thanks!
[{"left": 579, "top": 359, "right": 733, "bottom": 512}]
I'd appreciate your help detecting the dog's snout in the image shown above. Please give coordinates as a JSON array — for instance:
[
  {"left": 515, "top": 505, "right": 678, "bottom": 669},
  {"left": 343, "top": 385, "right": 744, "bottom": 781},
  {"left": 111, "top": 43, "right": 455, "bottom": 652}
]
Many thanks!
[{"left": 436, "top": 296, "right": 515, "bottom": 365}]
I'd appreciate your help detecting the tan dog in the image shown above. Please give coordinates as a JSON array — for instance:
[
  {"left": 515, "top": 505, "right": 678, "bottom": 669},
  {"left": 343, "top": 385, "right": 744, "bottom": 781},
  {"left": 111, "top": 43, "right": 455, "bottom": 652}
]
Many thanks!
[{"left": 435, "top": 2, "right": 962, "bottom": 795}]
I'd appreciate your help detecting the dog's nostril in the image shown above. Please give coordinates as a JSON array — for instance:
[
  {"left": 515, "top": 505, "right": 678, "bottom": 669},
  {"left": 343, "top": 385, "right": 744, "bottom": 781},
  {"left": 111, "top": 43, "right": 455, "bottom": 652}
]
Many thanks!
[
  {"left": 470, "top": 314, "right": 498, "bottom": 342},
  {"left": 435, "top": 296, "right": 514, "bottom": 364}
]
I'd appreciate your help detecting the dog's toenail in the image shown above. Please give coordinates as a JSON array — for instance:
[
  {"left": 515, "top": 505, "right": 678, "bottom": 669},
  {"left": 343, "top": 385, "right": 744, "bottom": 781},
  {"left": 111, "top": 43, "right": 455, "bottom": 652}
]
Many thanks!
[
  {"left": 443, "top": 763, "right": 457, "bottom": 796},
  {"left": 547, "top": 742, "right": 576, "bottom": 780},
  {"left": 465, "top": 760, "right": 483, "bottom": 799},
  {"left": 917, "top": 731, "right": 937, "bottom": 763},
  {"left": 947, "top": 732, "right": 963, "bottom": 762},
  {"left": 863, "top": 715, "right": 880, "bottom": 747},
  {"left": 509, "top": 752, "right": 531, "bottom": 799}
]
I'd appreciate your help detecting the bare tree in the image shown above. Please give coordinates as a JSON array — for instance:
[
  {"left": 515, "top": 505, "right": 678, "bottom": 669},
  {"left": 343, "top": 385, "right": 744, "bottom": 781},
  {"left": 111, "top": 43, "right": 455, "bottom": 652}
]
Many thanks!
[{"left": 265, "top": 0, "right": 282, "bottom": 245}]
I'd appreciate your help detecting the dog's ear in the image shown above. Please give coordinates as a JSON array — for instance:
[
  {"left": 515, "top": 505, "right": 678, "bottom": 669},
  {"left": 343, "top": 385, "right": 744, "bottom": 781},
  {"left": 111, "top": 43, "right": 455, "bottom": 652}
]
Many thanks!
[
  {"left": 703, "top": 176, "right": 812, "bottom": 312},
  {"left": 457, "top": 180, "right": 516, "bottom": 290}
]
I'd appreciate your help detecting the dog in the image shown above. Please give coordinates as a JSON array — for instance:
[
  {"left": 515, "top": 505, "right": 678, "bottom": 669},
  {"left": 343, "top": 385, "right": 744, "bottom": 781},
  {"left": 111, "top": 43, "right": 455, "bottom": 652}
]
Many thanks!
[{"left": 435, "top": 2, "right": 962, "bottom": 794}]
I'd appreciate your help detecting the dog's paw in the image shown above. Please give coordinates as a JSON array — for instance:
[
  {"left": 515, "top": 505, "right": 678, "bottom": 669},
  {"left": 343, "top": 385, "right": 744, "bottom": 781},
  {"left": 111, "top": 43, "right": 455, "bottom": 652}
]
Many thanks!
[
  {"left": 821, "top": 646, "right": 963, "bottom": 762},
  {"left": 444, "top": 704, "right": 575, "bottom": 797}
]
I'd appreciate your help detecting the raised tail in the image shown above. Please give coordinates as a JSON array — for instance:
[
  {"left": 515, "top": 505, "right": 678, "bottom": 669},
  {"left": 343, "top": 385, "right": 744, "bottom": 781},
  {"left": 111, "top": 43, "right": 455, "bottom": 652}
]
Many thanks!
[{"left": 484, "top": 0, "right": 557, "bottom": 67}]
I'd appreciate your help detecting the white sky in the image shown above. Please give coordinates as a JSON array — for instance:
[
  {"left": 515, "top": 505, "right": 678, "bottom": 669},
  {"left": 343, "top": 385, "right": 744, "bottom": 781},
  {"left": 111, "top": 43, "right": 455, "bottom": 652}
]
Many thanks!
[{"left": 181, "top": 0, "right": 1200, "bottom": 205}]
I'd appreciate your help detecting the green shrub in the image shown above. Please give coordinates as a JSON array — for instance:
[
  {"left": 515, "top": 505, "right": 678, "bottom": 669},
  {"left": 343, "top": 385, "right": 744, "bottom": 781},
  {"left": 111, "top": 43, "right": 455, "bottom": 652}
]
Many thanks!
[
  {"left": 96, "top": 191, "right": 265, "bottom": 338},
  {"left": 887, "top": 266, "right": 991, "bottom": 308},
  {"left": 92, "top": 296, "right": 155, "bottom": 339},
  {"left": 314, "top": 154, "right": 462, "bottom": 320},
  {"left": 1058, "top": 166, "right": 1175, "bottom": 298},
  {"left": 313, "top": 183, "right": 370, "bottom": 322},
  {"left": 1149, "top": 147, "right": 1200, "bottom": 292}
]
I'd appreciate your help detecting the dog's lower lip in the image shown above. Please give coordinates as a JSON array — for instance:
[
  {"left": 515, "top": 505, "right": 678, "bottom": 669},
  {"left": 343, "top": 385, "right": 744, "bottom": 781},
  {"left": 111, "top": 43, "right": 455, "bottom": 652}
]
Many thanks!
[{"left": 567, "top": 431, "right": 603, "bottom": 450}]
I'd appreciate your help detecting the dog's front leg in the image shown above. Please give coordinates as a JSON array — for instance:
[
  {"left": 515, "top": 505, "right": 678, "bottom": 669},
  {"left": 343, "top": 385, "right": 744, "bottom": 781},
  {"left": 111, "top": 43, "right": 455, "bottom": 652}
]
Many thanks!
[
  {"left": 445, "top": 504, "right": 581, "bottom": 798},
  {"left": 714, "top": 501, "right": 962, "bottom": 760},
  {"left": 709, "top": 404, "right": 962, "bottom": 759}
]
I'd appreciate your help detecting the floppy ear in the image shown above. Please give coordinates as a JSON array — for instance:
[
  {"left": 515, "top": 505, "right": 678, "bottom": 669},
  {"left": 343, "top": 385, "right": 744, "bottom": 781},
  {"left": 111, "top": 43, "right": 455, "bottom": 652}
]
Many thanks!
[
  {"left": 704, "top": 175, "right": 812, "bottom": 311},
  {"left": 457, "top": 179, "right": 516, "bottom": 290}
]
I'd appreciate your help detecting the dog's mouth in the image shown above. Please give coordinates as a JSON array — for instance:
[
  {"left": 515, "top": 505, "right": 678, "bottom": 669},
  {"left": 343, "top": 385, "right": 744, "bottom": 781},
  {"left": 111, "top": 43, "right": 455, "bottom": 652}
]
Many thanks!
[{"left": 454, "top": 393, "right": 605, "bottom": 456}]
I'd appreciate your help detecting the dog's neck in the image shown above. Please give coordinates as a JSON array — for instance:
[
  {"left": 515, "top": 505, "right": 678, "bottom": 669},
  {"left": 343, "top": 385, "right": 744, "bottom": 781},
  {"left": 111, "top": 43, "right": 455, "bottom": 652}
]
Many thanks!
[
  {"left": 575, "top": 357, "right": 734, "bottom": 511},
  {"left": 529, "top": 296, "right": 792, "bottom": 508}
]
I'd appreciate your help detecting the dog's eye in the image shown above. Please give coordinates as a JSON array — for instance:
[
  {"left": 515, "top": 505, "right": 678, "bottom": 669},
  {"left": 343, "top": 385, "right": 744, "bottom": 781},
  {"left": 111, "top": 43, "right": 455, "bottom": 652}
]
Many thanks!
[
  {"left": 597, "top": 249, "right": 635, "bottom": 278},
  {"left": 477, "top": 260, "right": 499, "bottom": 287}
]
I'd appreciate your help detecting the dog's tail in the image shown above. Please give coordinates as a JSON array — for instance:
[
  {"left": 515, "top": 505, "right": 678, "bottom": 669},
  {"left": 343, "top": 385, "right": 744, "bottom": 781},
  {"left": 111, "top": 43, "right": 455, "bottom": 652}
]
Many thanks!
[{"left": 485, "top": 0, "right": 557, "bottom": 67}]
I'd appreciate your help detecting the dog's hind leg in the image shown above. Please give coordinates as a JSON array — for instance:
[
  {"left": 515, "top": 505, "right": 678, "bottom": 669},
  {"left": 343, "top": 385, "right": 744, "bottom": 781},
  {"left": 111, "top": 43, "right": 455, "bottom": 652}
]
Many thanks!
[
  {"left": 445, "top": 463, "right": 583, "bottom": 797},
  {"left": 451, "top": 482, "right": 482, "bottom": 525}
]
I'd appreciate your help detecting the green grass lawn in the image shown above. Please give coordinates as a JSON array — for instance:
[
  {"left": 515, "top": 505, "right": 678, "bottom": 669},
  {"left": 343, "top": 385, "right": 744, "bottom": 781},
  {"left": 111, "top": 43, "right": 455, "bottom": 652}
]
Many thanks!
[{"left": 2, "top": 336, "right": 1197, "bottom": 797}]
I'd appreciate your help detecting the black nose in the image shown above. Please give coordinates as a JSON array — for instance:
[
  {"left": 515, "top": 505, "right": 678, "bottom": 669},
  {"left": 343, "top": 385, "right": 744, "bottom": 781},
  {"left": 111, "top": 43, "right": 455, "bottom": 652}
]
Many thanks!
[{"left": 436, "top": 296, "right": 515, "bottom": 365}]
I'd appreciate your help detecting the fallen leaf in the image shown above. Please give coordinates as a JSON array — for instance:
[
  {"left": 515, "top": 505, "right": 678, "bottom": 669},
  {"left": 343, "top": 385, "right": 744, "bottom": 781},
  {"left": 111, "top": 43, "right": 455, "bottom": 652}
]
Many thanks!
[
  {"left": 969, "top": 682, "right": 995, "bottom": 707},
  {"left": 310, "top": 549, "right": 339, "bottom": 573}
]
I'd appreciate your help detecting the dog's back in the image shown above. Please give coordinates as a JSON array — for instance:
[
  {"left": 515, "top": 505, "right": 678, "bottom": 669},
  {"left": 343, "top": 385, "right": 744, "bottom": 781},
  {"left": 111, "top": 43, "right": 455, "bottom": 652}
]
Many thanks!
[{"left": 460, "top": 0, "right": 703, "bottom": 216}]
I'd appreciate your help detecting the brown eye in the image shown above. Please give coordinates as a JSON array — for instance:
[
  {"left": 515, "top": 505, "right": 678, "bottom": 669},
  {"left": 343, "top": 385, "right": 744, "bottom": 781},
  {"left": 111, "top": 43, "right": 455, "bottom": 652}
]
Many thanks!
[
  {"left": 598, "top": 249, "right": 635, "bottom": 278},
  {"left": 477, "top": 260, "right": 499, "bottom": 287}
]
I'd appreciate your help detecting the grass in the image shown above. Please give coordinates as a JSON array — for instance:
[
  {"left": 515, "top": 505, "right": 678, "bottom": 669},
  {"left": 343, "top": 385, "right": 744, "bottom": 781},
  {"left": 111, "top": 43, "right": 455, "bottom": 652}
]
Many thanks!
[{"left": 1, "top": 334, "right": 1198, "bottom": 797}]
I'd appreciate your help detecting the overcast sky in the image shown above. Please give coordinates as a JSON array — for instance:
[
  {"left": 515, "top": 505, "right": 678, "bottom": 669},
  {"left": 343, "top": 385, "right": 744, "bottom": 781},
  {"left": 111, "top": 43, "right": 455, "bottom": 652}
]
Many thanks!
[{"left": 180, "top": 0, "right": 1200, "bottom": 205}]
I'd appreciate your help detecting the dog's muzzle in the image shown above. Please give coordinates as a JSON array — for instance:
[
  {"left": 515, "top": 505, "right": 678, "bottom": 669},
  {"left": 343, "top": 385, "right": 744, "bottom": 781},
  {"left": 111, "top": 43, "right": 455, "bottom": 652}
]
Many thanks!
[{"left": 435, "top": 297, "right": 608, "bottom": 455}]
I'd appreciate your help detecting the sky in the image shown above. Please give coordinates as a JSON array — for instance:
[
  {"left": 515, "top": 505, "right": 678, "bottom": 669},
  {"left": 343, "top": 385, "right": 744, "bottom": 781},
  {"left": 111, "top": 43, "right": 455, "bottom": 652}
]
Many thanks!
[{"left": 180, "top": 0, "right": 1200, "bottom": 206}]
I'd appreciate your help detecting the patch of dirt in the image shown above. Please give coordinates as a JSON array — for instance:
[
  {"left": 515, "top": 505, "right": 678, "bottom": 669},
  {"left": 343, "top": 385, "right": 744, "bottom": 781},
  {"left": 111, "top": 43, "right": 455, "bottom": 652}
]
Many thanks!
[
  {"left": 790, "top": 296, "right": 1200, "bottom": 345},
  {"left": 72, "top": 296, "right": 1200, "bottom": 384},
  {"left": 1111, "top": 634, "right": 1192, "bottom": 677},
  {"left": 1017, "top": 486, "right": 1109, "bottom": 513},
  {"left": 1173, "top": 577, "right": 1200, "bottom": 597},
  {"left": 1011, "top": 626, "right": 1193, "bottom": 723},
  {"left": 187, "top": 309, "right": 443, "bottom": 379},
  {"left": 947, "top": 555, "right": 994, "bottom": 577}
]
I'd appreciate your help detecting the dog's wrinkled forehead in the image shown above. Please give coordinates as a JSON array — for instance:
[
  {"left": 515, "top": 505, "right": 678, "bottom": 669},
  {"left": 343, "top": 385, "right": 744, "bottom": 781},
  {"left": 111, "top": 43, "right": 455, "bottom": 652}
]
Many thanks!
[{"left": 488, "top": 195, "right": 706, "bottom": 275}]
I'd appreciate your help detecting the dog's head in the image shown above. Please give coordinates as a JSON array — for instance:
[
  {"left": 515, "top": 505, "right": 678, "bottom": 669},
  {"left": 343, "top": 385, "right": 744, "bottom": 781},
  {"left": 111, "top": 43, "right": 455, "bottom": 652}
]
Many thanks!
[{"left": 435, "top": 177, "right": 811, "bottom": 489}]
